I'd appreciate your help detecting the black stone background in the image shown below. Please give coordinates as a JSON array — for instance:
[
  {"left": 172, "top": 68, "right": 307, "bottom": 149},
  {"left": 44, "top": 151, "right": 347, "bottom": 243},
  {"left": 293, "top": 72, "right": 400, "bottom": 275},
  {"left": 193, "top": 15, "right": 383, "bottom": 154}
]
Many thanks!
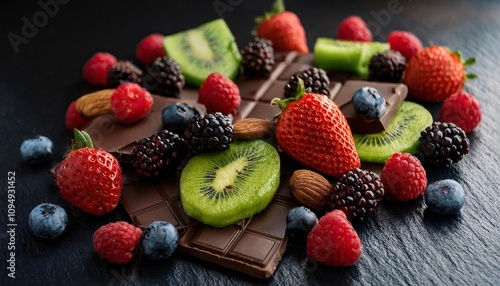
[{"left": 1, "top": 0, "right": 499, "bottom": 285}]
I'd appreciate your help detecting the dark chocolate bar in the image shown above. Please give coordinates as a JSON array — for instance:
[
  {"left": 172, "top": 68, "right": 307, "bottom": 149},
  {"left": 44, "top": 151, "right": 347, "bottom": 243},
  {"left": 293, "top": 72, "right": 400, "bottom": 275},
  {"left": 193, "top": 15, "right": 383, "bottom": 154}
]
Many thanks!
[{"left": 83, "top": 52, "right": 403, "bottom": 279}]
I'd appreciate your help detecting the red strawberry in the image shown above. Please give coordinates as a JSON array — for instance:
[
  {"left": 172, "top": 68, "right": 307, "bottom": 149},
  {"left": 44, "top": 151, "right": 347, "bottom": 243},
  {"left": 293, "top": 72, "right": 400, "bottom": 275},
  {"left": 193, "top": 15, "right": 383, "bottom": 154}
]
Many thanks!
[
  {"left": 65, "top": 100, "right": 88, "bottom": 130},
  {"left": 135, "top": 33, "right": 166, "bottom": 66},
  {"left": 439, "top": 90, "right": 482, "bottom": 133},
  {"left": 381, "top": 152, "right": 427, "bottom": 202},
  {"left": 110, "top": 82, "right": 154, "bottom": 124},
  {"left": 272, "top": 80, "right": 360, "bottom": 177},
  {"left": 337, "top": 16, "right": 372, "bottom": 42},
  {"left": 198, "top": 72, "right": 240, "bottom": 115},
  {"left": 255, "top": 0, "right": 308, "bottom": 54},
  {"left": 56, "top": 130, "right": 123, "bottom": 215},
  {"left": 403, "top": 46, "right": 476, "bottom": 102},
  {"left": 82, "top": 52, "right": 117, "bottom": 86},
  {"left": 307, "top": 210, "right": 362, "bottom": 267},
  {"left": 93, "top": 221, "right": 142, "bottom": 264},
  {"left": 387, "top": 30, "right": 423, "bottom": 60}
]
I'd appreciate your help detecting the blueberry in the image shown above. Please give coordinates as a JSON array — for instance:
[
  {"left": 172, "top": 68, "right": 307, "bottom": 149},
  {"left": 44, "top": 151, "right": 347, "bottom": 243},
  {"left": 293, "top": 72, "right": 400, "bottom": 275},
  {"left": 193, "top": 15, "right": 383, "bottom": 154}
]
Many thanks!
[
  {"left": 20, "top": 135, "right": 53, "bottom": 164},
  {"left": 425, "top": 179, "right": 465, "bottom": 214},
  {"left": 141, "top": 221, "right": 179, "bottom": 260},
  {"left": 161, "top": 103, "right": 196, "bottom": 134},
  {"left": 29, "top": 203, "right": 68, "bottom": 239},
  {"left": 286, "top": 206, "right": 318, "bottom": 238},
  {"left": 352, "top": 87, "right": 387, "bottom": 118}
]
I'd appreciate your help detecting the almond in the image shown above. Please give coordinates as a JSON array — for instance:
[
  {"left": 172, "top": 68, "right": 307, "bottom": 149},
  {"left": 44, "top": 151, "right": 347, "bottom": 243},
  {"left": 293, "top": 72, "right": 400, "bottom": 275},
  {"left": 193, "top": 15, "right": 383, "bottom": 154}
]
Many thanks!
[
  {"left": 75, "top": 89, "right": 114, "bottom": 118},
  {"left": 233, "top": 118, "right": 274, "bottom": 139},
  {"left": 290, "top": 169, "right": 332, "bottom": 211}
]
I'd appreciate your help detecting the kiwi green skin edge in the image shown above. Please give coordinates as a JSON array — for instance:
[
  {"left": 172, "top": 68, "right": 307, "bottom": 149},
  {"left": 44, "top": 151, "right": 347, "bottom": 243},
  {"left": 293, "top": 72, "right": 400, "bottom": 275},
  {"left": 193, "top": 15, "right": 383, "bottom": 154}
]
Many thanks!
[
  {"left": 163, "top": 18, "right": 241, "bottom": 87},
  {"left": 180, "top": 139, "right": 281, "bottom": 228},
  {"left": 314, "top": 38, "right": 389, "bottom": 79},
  {"left": 353, "top": 101, "right": 433, "bottom": 163}
]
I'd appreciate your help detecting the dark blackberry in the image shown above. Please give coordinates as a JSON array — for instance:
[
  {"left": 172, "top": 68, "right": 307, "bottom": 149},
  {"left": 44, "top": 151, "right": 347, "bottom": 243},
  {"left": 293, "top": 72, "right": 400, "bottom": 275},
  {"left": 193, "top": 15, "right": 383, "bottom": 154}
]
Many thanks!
[
  {"left": 107, "top": 60, "right": 143, "bottom": 87},
  {"left": 368, "top": 49, "right": 407, "bottom": 83},
  {"left": 419, "top": 122, "right": 470, "bottom": 166},
  {"left": 329, "top": 168, "right": 384, "bottom": 221},
  {"left": 183, "top": 112, "right": 233, "bottom": 154},
  {"left": 284, "top": 67, "right": 330, "bottom": 98},
  {"left": 240, "top": 37, "right": 275, "bottom": 77},
  {"left": 132, "top": 130, "right": 188, "bottom": 178},
  {"left": 142, "top": 57, "right": 185, "bottom": 97}
]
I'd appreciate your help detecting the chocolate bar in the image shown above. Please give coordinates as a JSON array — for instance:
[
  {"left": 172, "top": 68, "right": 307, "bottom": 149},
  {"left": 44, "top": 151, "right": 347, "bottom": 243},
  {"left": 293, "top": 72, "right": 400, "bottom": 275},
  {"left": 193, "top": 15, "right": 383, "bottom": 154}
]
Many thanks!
[
  {"left": 83, "top": 52, "right": 404, "bottom": 279},
  {"left": 334, "top": 80, "right": 408, "bottom": 134}
]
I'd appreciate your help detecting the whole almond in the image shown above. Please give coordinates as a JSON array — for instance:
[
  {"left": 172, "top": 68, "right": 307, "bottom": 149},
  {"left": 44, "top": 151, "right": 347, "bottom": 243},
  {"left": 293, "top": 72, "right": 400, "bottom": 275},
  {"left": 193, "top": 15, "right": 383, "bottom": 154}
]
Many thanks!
[
  {"left": 290, "top": 169, "right": 332, "bottom": 211},
  {"left": 233, "top": 118, "right": 274, "bottom": 139},
  {"left": 75, "top": 89, "right": 114, "bottom": 118}
]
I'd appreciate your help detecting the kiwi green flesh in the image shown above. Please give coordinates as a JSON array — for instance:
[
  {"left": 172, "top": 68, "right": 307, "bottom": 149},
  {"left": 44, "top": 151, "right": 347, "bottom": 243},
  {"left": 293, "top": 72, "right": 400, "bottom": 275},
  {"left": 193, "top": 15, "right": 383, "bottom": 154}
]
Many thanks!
[
  {"left": 353, "top": 101, "right": 433, "bottom": 163},
  {"left": 180, "top": 139, "right": 280, "bottom": 228},
  {"left": 314, "top": 38, "right": 389, "bottom": 78},
  {"left": 163, "top": 18, "right": 241, "bottom": 86}
]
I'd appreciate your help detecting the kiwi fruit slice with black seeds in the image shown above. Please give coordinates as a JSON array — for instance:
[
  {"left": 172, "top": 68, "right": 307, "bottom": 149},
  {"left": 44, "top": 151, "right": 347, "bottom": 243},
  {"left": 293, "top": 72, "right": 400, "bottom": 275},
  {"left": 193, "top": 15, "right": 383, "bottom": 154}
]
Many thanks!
[
  {"left": 163, "top": 18, "right": 241, "bottom": 86},
  {"left": 180, "top": 139, "right": 280, "bottom": 228},
  {"left": 353, "top": 101, "right": 433, "bottom": 163}
]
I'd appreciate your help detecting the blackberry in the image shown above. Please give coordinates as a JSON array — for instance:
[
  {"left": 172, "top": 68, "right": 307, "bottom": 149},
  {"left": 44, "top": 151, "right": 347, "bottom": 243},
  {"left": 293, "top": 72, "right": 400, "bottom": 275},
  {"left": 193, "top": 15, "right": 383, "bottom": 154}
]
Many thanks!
[
  {"left": 419, "top": 122, "right": 470, "bottom": 166},
  {"left": 240, "top": 37, "right": 275, "bottom": 77},
  {"left": 329, "top": 168, "right": 384, "bottom": 221},
  {"left": 284, "top": 67, "right": 330, "bottom": 98},
  {"left": 132, "top": 130, "right": 188, "bottom": 178},
  {"left": 142, "top": 57, "right": 185, "bottom": 97},
  {"left": 184, "top": 112, "right": 233, "bottom": 154},
  {"left": 107, "top": 60, "right": 143, "bottom": 87},
  {"left": 368, "top": 49, "right": 407, "bottom": 83}
]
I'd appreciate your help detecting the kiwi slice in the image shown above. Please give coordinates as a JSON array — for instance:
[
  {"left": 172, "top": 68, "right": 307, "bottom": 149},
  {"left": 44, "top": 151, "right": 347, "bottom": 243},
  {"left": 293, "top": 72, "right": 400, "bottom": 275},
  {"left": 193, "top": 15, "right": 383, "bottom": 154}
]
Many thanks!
[
  {"left": 180, "top": 139, "right": 280, "bottom": 228},
  {"left": 353, "top": 101, "right": 433, "bottom": 163},
  {"left": 163, "top": 18, "right": 241, "bottom": 86},
  {"left": 314, "top": 38, "right": 389, "bottom": 78}
]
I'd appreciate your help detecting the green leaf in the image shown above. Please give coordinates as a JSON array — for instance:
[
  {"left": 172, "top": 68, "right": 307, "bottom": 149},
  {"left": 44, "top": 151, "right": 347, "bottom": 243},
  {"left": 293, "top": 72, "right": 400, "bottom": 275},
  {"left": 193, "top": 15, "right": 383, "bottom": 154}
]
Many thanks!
[
  {"left": 466, "top": 73, "right": 478, "bottom": 79},
  {"left": 72, "top": 129, "right": 94, "bottom": 151},
  {"left": 463, "top": 57, "right": 476, "bottom": 66}
]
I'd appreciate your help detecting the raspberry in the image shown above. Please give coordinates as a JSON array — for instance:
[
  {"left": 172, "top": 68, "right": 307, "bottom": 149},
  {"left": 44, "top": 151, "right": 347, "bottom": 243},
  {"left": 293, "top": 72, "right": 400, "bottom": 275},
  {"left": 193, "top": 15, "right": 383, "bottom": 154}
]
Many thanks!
[
  {"left": 337, "top": 16, "right": 372, "bottom": 42},
  {"left": 93, "top": 221, "right": 142, "bottom": 264},
  {"left": 198, "top": 72, "right": 241, "bottom": 115},
  {"left": 306, "top": 210, "right": 362, "bottom": 267},
  {"left": 381, "top": 152, "right": 427, "bottom": 202},
  {"left": 439, "top": 90, "right": 481, "bottom": 134},
  {"left": 82, "top": 52, "right": 117, "bottom": 86},
  {"left": 110, "top": 82, "right": 154, "bottom": 124},
  {"left": 135, "top": 33, "right": 166, "bottom": 66},
  {"left": 64, "top": 101, "right": 87, "bottom": 130},
  {"left": 387, "top": 31, "right": 423, "bottom": 60}
]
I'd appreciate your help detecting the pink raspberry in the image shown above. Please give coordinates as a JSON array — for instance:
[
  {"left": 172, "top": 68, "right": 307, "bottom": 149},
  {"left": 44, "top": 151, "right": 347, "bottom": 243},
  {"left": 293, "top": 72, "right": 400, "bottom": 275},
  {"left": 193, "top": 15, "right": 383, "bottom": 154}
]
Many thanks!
[
  {"left": 82, "top": 52, "right": 117, "bottom": 86},
  {"left": 64, "top": 101, "right": 87, "bottom": 130},
  {"left": 337, "top": 16, "right": 372, "bottom": 42},
  {"left": 388, "top": 31, "right": 423, "bottom": 60},
  {"left": 381, "top": 152, "right": 427, "bottom": 202},
  {"left": 198, "top": 72, "right": 240, "bottom": 115},
  {"left": 135, "top": 33, "right": 166, "bottom": 66},
  {"left": 93, "top": 221, "right": 142, "bottom": 264},
  {"left": 111, "top": 83, "right": 154, "bottom": 124},
  {"left": 439, "top": 90, "right": 481, "bottom": 133},
  {"left": 307, "top": 210, "right": 362, "bottom": 267}
]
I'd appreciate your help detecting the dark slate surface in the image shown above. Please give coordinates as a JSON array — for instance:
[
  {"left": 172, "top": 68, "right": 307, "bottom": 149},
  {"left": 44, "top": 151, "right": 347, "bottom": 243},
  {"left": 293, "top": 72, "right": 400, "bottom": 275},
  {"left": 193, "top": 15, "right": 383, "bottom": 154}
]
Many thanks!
[{"left": 1, "top": 0, "right": 499, "bottom": 285}]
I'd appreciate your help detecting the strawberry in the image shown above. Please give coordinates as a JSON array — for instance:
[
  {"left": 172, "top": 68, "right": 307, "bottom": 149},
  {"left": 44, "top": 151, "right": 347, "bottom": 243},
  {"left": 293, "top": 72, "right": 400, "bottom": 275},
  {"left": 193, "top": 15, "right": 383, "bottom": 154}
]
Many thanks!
[
  {"left": 307, "top": 210, "right": 362, "bottom": 267},
  {"left": 337, "top": 15, "right": 372, "bottom": 42},
  {"left": 56, "top": 129, "right": 123, "bottom": 216},
  {"left": 439, "top": 90, "right": 482, "bottom": 134},
  {"left": 255, "top": 0, "right": 308, "bottom": 54},
  {"left": 272, "top": 79, "right": 360, "bottom": 177},
  {"left": 198, "top": 72, "right": 240, "bottom": 115},
  {"left": 93, "top": 221, "right": 142, "bottom": 264},
  {"left": 403, "top": 46, "right": 476, "bottom": 102}
]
